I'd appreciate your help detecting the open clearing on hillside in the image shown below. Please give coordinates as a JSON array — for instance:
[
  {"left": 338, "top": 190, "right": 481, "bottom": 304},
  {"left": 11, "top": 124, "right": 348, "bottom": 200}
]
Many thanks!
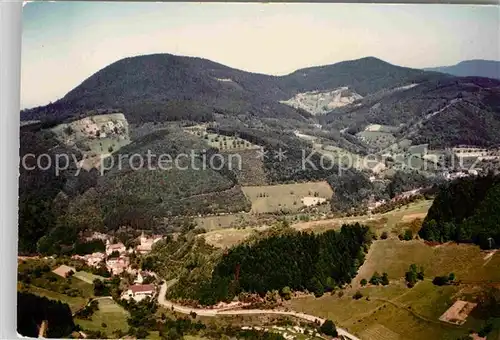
[
  {"left": 312, "top": 143, "right": 385, "bottom": 172},
  {"left": 292, "top": 199, "right": 432, "bottom": 235},
  {"left": 353, "top": 239, "right": 500, "bottom": 285},
  {"left": 51, "top": 113, "right": 131, "bottom": 170},
  {"left": 242, "top": 181, "right": 333, "bottom": 213},
  {"left": 73, "top": 271, "right": 107, "bottom": 284},
  {"left": 75, "top": 298, "right": 129, "bottom": 337},
  {"left": 183, "top": 124, "right": 260, "bottom": 151},
  {"left": 201, "top": 200, "right": 433, "bottom": 248},
  {"left": 287, "top": 239, "right": 500, "bottom": 340},
  {"left": 195, "top": 213, "right": 256, "bottom": 231},
  {"left": 201, "top": 226, "right": 269, "bottom": 248},
  {"left": 22, "top": 285, "right": 88, "bottom": 313}
]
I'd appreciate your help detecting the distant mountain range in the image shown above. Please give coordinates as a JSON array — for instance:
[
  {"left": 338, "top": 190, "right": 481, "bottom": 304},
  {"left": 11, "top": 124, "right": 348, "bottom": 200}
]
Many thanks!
[{"left": 424, "top": 60, "right": 500, "bottom": 79}]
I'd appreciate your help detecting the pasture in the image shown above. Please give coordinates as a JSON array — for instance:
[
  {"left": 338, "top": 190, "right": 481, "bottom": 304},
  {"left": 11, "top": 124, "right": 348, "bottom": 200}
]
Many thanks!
[
  {"left": 241, "top": 181, "right": 333, "bottom": 214},
  {"left": 313, "top": 143, "right": 386, "bottom": 173},
  {"left": 50, "top": 113, "right": 131, "bottom": 170},
  {"left": 195, "top": 213, "right": 258, "bottom": 231},
  {"left": 356, "top": 131, "right": 396, "bottom": 149},
  {"left": 200, "top": 199, "right": 433, "bottom": 248},
  {"left": 75, "top": 298, "right": 129, "bottom": 337},
  {"left": 73, "top": 271, "right": 107, "bottom": 284},
  {"left": 201, "top": 226, "right": 269, "bottom": 248},
  {"left": 21, "top": 284, "right": 88, "bottom": 313},
  {"left": 183, "top": 125, "right": 260, "bottom": 152},
  {"left": 287, "top": 239, "right": 500, "bottom": 340}
]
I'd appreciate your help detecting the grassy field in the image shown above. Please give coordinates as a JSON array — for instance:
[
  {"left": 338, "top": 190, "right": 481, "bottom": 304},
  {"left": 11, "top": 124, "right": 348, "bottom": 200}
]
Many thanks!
[
  {"left": 242, "top": 181, "right": 334, "bottom": 213},
  {"left": 354, "top": 239, "right": 500, "bottom": 284},
  {"left": 201, "top": 226, "right": 269, "bottom": 248},
  {"left": 312, "top": 143, "right": 370, "bottom": 172},
  {"left": 183, "top": 125, "right": 260, "bottom": 152},
  {"left": 356, "top": 131, "right": 396, "bottom": 149},
  {"left": 194, "top": 213, "right": 258, "bottom": 231},
  {"left": 73, "top": 271, "right": 106, "bottom": 284},
  {"left": 291, "top": 199, "right": 432, "bottom": 235},
  {"left": 75, "top": 298, "right": 129, "bottom": 337},
  {"left": 50, "top": 113, "right": 131, "bottom": 170},
  {"left": 200, "top": 199, "right": 433, "bottom": 248},
  {"left": 22, "top": 284, "right": 88, "bottom": 313},
  {"left": 287, "top": 238, "right": 500, "bottom": 340}
]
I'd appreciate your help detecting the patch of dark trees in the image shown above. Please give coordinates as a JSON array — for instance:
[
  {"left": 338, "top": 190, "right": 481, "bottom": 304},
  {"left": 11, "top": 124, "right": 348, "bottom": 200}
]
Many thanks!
[
  {"left": 419, "top": 173, "right": 500, "bottom": 249},
  {"left": 195, "top": 223, "right": 372, "bottom": 305},
  {"left": 17, "top": 292, "right": 75, "bottom": 338}
]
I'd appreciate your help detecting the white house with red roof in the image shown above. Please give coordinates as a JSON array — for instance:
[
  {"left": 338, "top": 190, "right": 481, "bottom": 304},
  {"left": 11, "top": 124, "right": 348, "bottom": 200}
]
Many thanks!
[{"left": 122, "top": 284, "right": 156, "bottom": 302}]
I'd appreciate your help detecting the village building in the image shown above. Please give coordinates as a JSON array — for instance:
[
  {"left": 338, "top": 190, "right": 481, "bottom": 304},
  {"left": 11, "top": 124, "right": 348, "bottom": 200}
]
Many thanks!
[
  {"left": 134, "top": 270, "right": 156, "bottom": 284},
  {"left": 72, "top": 252, "right": 106, "bottom": 267},
  {"left": 106, "top": 256, "right": 129, "bottom": 275},
  {"left": 136, "top": 232, "right": 162, "bottom": 254},
  {"left": 84, "top": 232, "right": 108, "bottom": 242},
  {"left": 106, "top": 240, "right": 127, "bottom": 255},
  {"left": 122, "top": 284, "right": 156, "bottom": 302}
]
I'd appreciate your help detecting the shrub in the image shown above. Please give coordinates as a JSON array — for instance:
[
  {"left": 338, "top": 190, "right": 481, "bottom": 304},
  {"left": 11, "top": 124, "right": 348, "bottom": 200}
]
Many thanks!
[
  {"left": 319, "top": 319, "right": 338, "bottom": 337},
  {"left": 353, "top": 291, "right": 363, "bottom": 300},
  {"left": 432, "top": 276, "right": 450, "bottom": 286}
]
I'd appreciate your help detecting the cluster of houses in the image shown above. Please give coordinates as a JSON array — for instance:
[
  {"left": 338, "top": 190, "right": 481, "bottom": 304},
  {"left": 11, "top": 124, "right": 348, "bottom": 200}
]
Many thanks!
[
  {"left": 69, "top": 232, "right": 162, "bottom": 302},
  {"left": 72, "top": 232, "right": 162, "bottom": 276},
  {"left": 74, "top": 117, "right": 125, "bottom": 140}
]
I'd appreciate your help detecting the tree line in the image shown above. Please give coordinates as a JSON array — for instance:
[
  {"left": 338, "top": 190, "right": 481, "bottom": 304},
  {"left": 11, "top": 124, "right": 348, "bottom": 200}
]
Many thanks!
[{"left": 419, "top": 173, "right": 500, "bottom": 249}]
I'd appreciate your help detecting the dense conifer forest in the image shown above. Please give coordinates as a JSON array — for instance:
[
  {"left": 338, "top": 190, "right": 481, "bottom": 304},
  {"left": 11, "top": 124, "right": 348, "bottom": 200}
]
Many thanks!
[
  {"left": 192, "top": 223, "right": 372, "bottom": 305},
  {"left": 419, "top": 174, "right": 500, "bottom": 248}
]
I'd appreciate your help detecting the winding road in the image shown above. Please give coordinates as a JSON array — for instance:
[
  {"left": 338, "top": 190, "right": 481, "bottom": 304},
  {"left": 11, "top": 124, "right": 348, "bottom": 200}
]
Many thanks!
[{"left": 157, "top": 282, "right": 361, "bottom": 340}]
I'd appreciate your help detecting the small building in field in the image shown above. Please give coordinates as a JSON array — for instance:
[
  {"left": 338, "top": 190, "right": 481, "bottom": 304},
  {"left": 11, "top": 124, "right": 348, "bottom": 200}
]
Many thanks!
[{"left": 52, "top": 265, "right": 76, "bottom": 278}]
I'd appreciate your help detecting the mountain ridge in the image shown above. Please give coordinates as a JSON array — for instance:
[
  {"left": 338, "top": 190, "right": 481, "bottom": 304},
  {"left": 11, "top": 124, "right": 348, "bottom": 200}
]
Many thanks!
[
  {"left": 424, "top": 59, "right": 500, "bottom": 79},
  {"left": 21, "top": 53, "right": 449, "bottom": 123}
]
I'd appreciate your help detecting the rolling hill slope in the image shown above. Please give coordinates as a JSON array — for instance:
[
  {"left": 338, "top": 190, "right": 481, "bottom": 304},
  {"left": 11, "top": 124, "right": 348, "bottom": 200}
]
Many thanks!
[{"left": 323, "top": 76, "right": 500, "bottom": 148}]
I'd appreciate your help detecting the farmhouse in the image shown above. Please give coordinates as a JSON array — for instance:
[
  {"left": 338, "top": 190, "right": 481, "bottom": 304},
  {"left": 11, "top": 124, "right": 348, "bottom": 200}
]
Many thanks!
[
  {"left": 122, "top": 284, "right": 156, "bottom": 302},
  {"left": 52, "top": 265, "right": 76, "bottom": 278}
]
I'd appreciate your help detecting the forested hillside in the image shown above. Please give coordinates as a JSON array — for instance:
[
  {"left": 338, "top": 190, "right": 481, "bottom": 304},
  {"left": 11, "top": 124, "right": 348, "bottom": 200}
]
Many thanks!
[
  {"left": 324, "top": 77, "right": 500, "bottom": 148},
  {"left": 419, "top": 174, "right": 500, "bottom": 248},
  {"left": 187, "top": 223, "right": 372, "bottom": 305},
  {"left": 18, "top": 127, "right": 99, "bottom": 254},
  {"left": 282, "top": 56, "right": 446, "bottom": 96}
]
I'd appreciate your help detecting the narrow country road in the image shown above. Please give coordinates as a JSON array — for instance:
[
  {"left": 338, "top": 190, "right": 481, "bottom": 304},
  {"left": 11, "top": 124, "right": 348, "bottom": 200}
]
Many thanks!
[{"left": 157, "top": 282, "right": 361, "bottom": 340}]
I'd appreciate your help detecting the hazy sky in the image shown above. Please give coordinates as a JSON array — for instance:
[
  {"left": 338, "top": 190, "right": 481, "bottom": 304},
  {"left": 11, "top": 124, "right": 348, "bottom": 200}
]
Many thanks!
[{"left": 21, "top": 2, "right": 499, "bottom": 109}]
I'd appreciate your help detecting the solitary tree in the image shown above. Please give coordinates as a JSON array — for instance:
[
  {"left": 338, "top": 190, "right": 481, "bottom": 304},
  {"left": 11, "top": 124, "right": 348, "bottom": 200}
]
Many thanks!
[{"left": 319, "top": 319, "right": 338, "bottom": 337}]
